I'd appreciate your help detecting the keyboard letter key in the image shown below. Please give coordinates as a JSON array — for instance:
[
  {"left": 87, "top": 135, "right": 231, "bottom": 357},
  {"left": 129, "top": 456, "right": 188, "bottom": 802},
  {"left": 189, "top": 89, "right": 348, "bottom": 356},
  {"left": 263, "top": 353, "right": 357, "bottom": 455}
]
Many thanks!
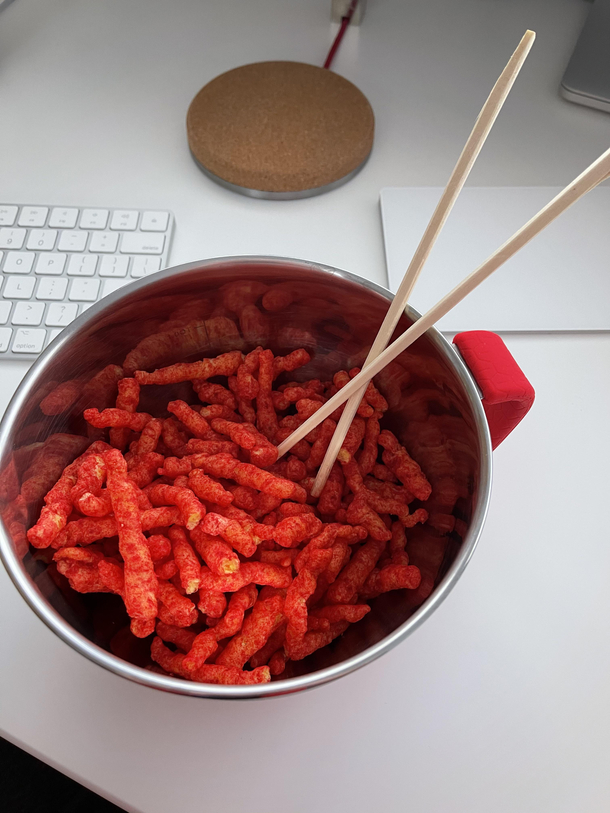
[
  {"left": 3, "top": 252, "right": 35, "bottom": 274},
  {"left": 3, "top": 276, "right": 36, "bottom": 299},
  {"left": 36, "top": 253, "right": 67, "bottom": 275},
  {"left": 46, "top": 303, "right": 78, "bottom": 327},
  {"left": 12, "top": 328, "right": 46, "bottom": 354},
  {"left": 120, "top": 232, "right": 164, "bottom": 254}
]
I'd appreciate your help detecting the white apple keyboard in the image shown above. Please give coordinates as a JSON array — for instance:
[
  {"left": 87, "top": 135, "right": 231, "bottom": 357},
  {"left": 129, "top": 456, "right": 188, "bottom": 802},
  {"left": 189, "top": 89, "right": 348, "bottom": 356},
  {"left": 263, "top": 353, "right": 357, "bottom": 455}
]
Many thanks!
[{"left": 0, "top": 205, "right": 175, "bottom": 361}]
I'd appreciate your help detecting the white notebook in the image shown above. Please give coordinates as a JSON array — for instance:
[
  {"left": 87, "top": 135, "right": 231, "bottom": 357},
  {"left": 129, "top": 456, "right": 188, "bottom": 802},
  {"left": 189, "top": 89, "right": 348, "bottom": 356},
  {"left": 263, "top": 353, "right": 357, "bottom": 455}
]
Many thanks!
[{"left": 380, "top": 187, "right": 610, "bottom": 332}]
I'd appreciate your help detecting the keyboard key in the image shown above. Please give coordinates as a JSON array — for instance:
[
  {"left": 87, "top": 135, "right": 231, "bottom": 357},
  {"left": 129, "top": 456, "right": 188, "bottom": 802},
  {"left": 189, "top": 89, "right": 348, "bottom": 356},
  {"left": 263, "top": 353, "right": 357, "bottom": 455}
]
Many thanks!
[
  {"left": 0, "top": 301, "right": 12, "bottom": 324},
  {"left": 26, "top": 228, "right": 58, "bottom": 251},
  {"left": 120, "top": 232, "right": 164, "bottom": 254},
  {"left": 0, "top": 206, "right": 18, "bottom": 226},
  {"left": 89, "top": 231, "right": 119, "bottom": 253},
  {"left": 67, "top": 254, "right": 98, "bottom": 276},
  {"left": 102, "top": 278, "right": 132, "bottom": 298},
  {"left": 36, "top": 277, "right": 68, "bottom": 301},
  {"left": 3, "top": 251, "right": 35, "bottom": 274},
  {"left": 80, "top": 209, "right": 108, "bottom": 229},
  {"left": 46, "top": 303, "right": 78, "bottom": 327},
  {"left": 100, "top": 255, "right": 129, "bottom": 277},
  {"left": 49, "top": 207, "right": 79, "bottom": 228},
  {"left": 12, "top": 302, "right": 45, "bottom": 326},
  {"left": 12, "top": 328, "right": 46, "bottom": 354},
  {"left": 57, "top": 230, "right": 88, "bottom": 252},
  {"left": 110, "top": 210, "right": 139, "bottom": 231},
  {"left": 36, "top": 253, "right": 67, "bottom": 275},
  {"left": 69, "top": 278, "right": 100, "bottom": 301},
  {"left": 0, "top": 327, "right": 12, "bottom": 351},
  {"left": 131, "top": 255, "right": 162, "bottom": 277},
  {"left": 0, "top": 228, "right": 27, "bottom": 249},
  {"left": 47, "top": 328, "right": 63, "bottom": 345},
  {"left": 3, "top": 276, "right": 36, "bottom": 299},
  {"left": 18, "top": 207, "right": 48, "bottom": 227},
  {"left": 140, "top": 211, "right": 169, "bottom": 232}
]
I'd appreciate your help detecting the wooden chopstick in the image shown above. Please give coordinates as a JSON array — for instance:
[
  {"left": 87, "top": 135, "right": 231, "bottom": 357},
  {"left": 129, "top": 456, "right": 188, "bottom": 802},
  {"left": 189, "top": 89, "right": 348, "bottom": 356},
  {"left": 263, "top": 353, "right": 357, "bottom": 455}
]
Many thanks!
[
  {"left": 277, "top": 143, "right": 610, "bottom": 461},
  {"left": 307, "top": 29, "right": 536, "bottom": 495}
]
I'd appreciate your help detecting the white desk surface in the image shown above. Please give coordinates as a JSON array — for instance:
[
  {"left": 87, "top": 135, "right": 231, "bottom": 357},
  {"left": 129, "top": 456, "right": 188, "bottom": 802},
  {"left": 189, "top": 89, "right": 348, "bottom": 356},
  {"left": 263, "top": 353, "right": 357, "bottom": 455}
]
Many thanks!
[{"left": 1, "top": 1, "right": 610, "bottom": 811}]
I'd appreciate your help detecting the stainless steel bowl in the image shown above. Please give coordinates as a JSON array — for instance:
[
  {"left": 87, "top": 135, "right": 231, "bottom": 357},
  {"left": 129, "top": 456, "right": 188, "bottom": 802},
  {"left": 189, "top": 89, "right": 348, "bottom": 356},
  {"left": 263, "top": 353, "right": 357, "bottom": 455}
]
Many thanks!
[{"left": 0, "top": 257, "right": 491, "bottom": 698}]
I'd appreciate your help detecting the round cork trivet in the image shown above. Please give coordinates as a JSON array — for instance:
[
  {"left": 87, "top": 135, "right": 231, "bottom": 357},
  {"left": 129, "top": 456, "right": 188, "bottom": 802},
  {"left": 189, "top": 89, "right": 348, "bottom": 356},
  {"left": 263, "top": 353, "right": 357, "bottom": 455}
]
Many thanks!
[{"left": 186, "top": 61, "right": 374, "bottom": 198}]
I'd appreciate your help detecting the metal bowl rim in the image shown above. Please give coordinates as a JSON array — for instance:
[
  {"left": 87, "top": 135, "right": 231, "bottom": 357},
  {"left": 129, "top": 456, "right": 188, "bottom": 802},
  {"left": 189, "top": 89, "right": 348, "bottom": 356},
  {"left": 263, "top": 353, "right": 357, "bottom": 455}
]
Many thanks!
[{"left": 0, "top": 255, "right": 492, "bottom": 698}]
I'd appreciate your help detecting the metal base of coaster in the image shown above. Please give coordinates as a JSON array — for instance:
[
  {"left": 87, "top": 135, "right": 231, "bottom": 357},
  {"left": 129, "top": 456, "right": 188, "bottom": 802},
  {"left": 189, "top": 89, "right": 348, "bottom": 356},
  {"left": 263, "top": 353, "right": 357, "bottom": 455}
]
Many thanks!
[{"left": 190, "top": 149, "right": 371, "bottom": 200}]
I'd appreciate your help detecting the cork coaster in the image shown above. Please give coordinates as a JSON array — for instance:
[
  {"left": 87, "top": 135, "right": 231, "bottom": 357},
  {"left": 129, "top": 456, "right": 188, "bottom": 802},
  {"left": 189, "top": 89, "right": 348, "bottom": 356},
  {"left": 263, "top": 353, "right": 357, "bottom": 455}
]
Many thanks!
[{"left": 186, "top": 61, "right": 374, "bottom": 199}]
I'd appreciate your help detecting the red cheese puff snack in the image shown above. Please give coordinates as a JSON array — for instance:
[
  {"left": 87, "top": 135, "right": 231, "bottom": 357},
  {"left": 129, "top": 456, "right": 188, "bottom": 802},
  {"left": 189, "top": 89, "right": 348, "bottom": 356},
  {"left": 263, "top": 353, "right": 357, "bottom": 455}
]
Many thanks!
[
  {"left": 201, "top": 513, "right": 258, "bottom": 557},
  {"left": 285, "top": 548, "right": 333, "bottom": 656},
  {"left": 326, "top": 537, "right": 387, "bottom": 604},
  {"left": 277, "top": 502, "right": 316, "bottom": 518},
  {"left": 284, "top": 456, "right": 307, "bottom": 482},
  {"left": 109, "top": 378, "right": 140, "bottom": 449},
  {"left": 193, "top": 382, "right": 237, "bottom": 410},
  {"left": 188, "top": 469, "right": 234, "bottom": 508},
  {"left": 20, "top": 434, "right": 90, "bottom": 506},
  {"left": 184, "top": 439, "right": 239, "bottom": 457},
  {"left": 307, "top": 616, "right": 331, "bottom": 632},
  {"left": 147, "top": 482, "right": 205, "bottom": 530},
  {"left": 157, "top": 580, "right": 197, "bottom": 627},
  {"left": 273, "top": 514, "right": 322, "bottom": 548},
  {"left": 216, "top": 591, "right": 284, "bottom": 669},
  {"left": 317, "top": 463, "right": 344, "bottom": 516},
  {"left": 378, "top": 430, "right": 432, "bottom": 501},
  {"left": 167, "top": 400, "right": 211, "bottom": 439},
  {"left": 256, "top": 349, "right": 279, "bottom": 442},
  {"left": 295, "top": 398, "right": 322, "bottom": 421},
  {"left": 306, "top": 419, "right": 337, "bottom": 473},
  {"left": 155, "top": 622, "right": 197, "bottom": 653},
  {"left": 130, "top": 617, "right": 156, "bottom": 638},
  {"left": 105, "top": 449, "right": 158, "bottom": 622},
  {"left": 160, "top": 418, "right": 188, "bottom": 456},
  {"left": 268, "top": 651, "right": 286, "bottom": 676},
  {"left": 71, "top": 453, "right": 106, "bottom": 503},
  {"left": 191, "top": 526, "right": 240, "bottom": 575},
  {"left": 27, "top": 458, "right": 81, "bottom": 549},
  {"left": 127, "top": 452, "right": 165, "bottom": 489},
  {"left": 135, "top": 350, "right": 243, "bottom": 385},
  {"left": 236, "top": 361, "right": 260, "bottom": 398},
  {"left": 191, "top": 664, "right": 271, "bottom": 685},
  {"left": 53, "top": 546, "right": 104, "bottom": 566},
  {"left": 388, "top": 521, "right": 409, "bottom": 565},
  {"left": 370, "top": 463, "right": 398, "bottom": 483},
  {"left": 288, "top": 621, "right": 350, "bottom": 661},
  {"left": 53, "top": 516, "right": 118, "bottom": 548},
  {"left": 156, "top": 560, "right": 179, "bottom": 580},
  {"left": 146, "top": 533, "right": 172, "bottom": 562},
  {"left": 249, "top": 621, "right": 287, "bottom": 667},
  {"left": 363, "top": 477, "right": 414, "bottom": 504},
  {"left": 200, "top": 562, "right": 291, "bottom": 592},
  {"left": 274, "top": 430, "right": 311, "bottom": 462},
  {"left": 293, "top": 524, "right": 341, "bottom": 573},
  {"left": 57, "top": 560, "right": 110, "bottom": 593},
  {"left": 151, "top": 636, "right": 189, "bottom": 676},
  {"left": 272, "top": 348, "right": 311, "bottom": 377},
  {"left": 75, "top": 492, "right": 111, "bottom": 517},
  {"left": 262, "top": 511, "right": 277, "bottom": 526},
  {"left": 85, "top": 408, "right": 151, "bottom": 432},
  {"left": 361, "top": 490, "right": 412, "bottom": 525},
  {"left": 210, "top": 418, "right": 277, "bottom": 467},
  {"left": 39, "top": 380, "right": 82, "bottom": 416},
  {"left": 357, "top": 415, "right": 380, "bottom": 476},
  {"left": 330, "top": 370, "right": 374, "bottom": 418},
  {"left": 168, "top": 526, "right": 201, "bottom": 594},
  {"left": 336, "top": 416, "right": 366, "bottom": 465},
  {"left": 133, "top": 418, "right": 163, "bottom": 455},
  {"left": 197, "top": 588, "right": 227, "bottom": 618},
  {"left": 81, "top": 364, "right": 124, "bottom": 409},
  {"left": 200, "top": 454, "right": 307, "bottom": 502},
  {"left": 310, "top": 604, "right": 370, "bottom": 624},
  {"left": 226, "top": 484, "right": 258, "bottom": 511},
  {"left": 346, "top": 494, "right": 392, "bottom": 542},
  {"left": 259, "top": 549, "right": 300, "bottom": 567},
  {"left": 360, "top": 563, "right": 422, "bottom": 599},
  {"left": 363, "top": 380, "right": 388, "bottom": 413},
  {"left": 400, "top": 508, "right": 428, "bottom": 528},
  {"left": 141, "top": 506, "right": 183, "bottom": 530},
  {"left": 196, "top": 404, "right": 242, "bottom": 423},
  {"left": 181, "top": 629, "right": 218, "bottom": 674},
  {"left": 98, "top": 558, "right": 125, "bottom": 593}
]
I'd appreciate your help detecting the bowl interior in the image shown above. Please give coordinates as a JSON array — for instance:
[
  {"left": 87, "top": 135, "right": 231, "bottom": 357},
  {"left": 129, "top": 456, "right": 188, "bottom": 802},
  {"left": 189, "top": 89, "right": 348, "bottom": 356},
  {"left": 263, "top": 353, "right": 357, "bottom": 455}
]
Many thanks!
[{"left": 0, "top": 259, "right": 484, "bottom": 689}]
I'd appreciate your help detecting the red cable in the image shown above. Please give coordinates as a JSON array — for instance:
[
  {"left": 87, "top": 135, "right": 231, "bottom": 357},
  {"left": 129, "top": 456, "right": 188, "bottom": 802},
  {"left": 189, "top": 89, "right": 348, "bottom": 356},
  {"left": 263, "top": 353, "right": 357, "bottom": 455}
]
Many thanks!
[{"left": 323, "top": 0, "right": 359, "bottom": 70}]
